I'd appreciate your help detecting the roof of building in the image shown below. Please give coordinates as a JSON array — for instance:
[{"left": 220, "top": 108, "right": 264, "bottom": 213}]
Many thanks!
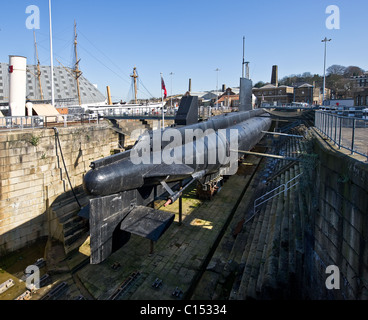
[
  {"left": 298, "top": 83, "right": 314, "bottom": 88},
  {"left": 259, "top": 84, "right": 277, "bottom": 89},
  {"left": 31, "top": 104, "right": 60, "bottom": 116},
  {"left": 217, "top": 95, "right": 239, "bottom": 103},
  {"left": 0, "top": 63, "right": 106, "bottom": 107}
]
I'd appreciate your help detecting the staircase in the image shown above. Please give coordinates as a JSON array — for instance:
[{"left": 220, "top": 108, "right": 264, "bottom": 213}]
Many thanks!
[
  {"left": 110, "top": 119, "right": 152, "bottom": 149},
  {"left": 50, "top": 186, "right": 90, "bottom": 256},
  {"left": 192, "top": 124, "right": 310, "bottom": 300},
  {"left": 229, "top": 128, "right": 309, "bottom": 299}
]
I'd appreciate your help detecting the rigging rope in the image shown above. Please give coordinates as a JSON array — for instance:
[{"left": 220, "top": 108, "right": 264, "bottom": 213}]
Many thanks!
[{"left": 54, "top": 128, "right": 82, "bottom": 209}]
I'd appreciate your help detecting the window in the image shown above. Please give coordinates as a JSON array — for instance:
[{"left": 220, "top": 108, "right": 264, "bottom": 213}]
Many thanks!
[{"left": 365, "top": 96, "right": 368, "bottom": 106}]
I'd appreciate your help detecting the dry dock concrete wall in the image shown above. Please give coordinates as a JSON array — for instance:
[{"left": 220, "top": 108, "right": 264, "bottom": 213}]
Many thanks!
[
  {"left": 304, "top": 131, "right": 368, "bottom": 300},
  {"left": 0, "top": 124, "right": 118, "bottom": 256}
]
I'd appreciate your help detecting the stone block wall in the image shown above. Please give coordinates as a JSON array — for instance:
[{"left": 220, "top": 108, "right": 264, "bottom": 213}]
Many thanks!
[
  {"left": 0, "top": 124, "right": 118, "bottom": 256},
  {"left": 304, "top": 131, "right": 368, "bottom": 300}
]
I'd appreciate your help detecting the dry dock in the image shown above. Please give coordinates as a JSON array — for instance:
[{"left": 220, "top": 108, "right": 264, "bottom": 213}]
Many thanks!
[{"left": 75, "top": 154, "right": 263, "bottom": 300}]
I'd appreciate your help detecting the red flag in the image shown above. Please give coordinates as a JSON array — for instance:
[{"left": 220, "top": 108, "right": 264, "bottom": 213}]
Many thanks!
[{"left": 161, "top": 76, "right": 167, "bottom": 99}]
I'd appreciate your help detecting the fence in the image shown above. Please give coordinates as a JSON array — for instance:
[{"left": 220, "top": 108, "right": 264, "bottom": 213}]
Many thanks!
[
  {"left": 315, "top": 111, "right": 368, "bottom": 160},
  {"left": 0, "top": 114, "right": 98, "bottom": 131},
  {"left": 102, "top": 107, "right": 177, "bottom": 118}
]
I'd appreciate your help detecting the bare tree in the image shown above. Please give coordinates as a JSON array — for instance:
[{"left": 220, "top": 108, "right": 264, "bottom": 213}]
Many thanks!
[
  {"left": 344, "top": 66, "right": 365, "bottom": 77},
  {"left": 327, "top": 64, "right": 346, "bottom": 76}
]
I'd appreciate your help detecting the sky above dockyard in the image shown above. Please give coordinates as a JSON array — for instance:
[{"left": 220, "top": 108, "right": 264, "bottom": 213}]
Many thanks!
[{"left": 0, "top": 0, "right": 367, "bottom": 101}]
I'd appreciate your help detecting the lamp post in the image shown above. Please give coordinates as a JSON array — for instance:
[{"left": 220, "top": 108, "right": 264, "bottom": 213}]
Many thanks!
[
  {"left": 169, "top": 72, "right": 174, "bottom": 108},
  {"left": 322, "top": 37, "right": 332, "bottom": 105},
  {"left": 214, "top": 68, "right": 220, "bottom": 117},
  {"left": 49, "top": 0, "right": 55, "bottom": 107}
]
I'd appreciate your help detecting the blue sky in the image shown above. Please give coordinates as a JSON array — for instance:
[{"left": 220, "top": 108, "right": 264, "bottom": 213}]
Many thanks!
[{"left": 0, "top": 0, "right": 367, "bottom": 101}]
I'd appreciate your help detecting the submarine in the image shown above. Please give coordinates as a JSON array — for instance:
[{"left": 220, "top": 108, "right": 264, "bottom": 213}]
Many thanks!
[{"left": 81, "top": 81, "right": 272, "bottom": 264}]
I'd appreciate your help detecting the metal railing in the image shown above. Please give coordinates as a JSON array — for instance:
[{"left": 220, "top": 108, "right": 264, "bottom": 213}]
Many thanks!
[
  {"left": 0, "top": 116, "right": 45, "bottom": 131},
  {"left": 101, "top": 107, "right": 177, "bottom": 118},
  {"left": 0, "top": 114, "right": 98, "bottom": 131},
  {"left": 253, "top": 173, "right": 303, "bottom": 214},
  {"left": 315, "top": 111, "right": 368, "bottom": 160},
  {"left": 261, "top": 102, "right": 317, "bottom": 109}
]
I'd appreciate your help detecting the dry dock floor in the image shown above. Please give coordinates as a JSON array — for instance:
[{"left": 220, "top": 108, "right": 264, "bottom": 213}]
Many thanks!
[
  {"left": 0, "top": 154, "right": 263, "bottom": 301},
  {"left": 75, "top": 155, "right": 262, "bottom": 300}
]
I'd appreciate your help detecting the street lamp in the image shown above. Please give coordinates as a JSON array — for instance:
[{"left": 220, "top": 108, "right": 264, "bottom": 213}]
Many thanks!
[
  {"left": 49, "top": 0, "right": 55, "bottom": 107},
  {"left": 322, "top": 37, "right": 332, "bottom": 105},
  {"left": 169, "top": 72, "right": 174, "bottom": 108},
  {"left": 215, "top": 68, "right": 220, "bottom": 107}
]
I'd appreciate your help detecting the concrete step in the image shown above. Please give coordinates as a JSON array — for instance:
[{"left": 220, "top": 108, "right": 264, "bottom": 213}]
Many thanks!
[
  {"left": 64, "top": 228, "right": 87, "bottom": 248},
  {"left": 245, "top": 174, "right": 283, "bottom": 299},
  {"left": 52, "top": 193, "right": 89, "bottom": 224},
  {"left": 237, "top": 203, "right": 266, "bottom": 299},
  {"left": 288, "top": 167, "right": 297, "bottom": 278},
  {"left": 228, "top": 170, "right": 269, "bottom": 300},
  {"left": 260, "top": 175, "right": 285, "bottom": 299},
  {"left": 246, "top": 197, "right": 273, "bottom": 299},
  {"left": 229, "top": 208, "right": 261, "bottom": 300},
  {"left": 256, "top": 193, "right": 279, "bottom": 295},
  {"left": 63, "top": 216, "right": 87, "bottom": 238}
]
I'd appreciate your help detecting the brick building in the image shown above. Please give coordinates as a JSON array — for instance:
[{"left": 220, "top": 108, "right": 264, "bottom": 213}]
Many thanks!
[
  {"left": 253, "top": 84, "right": 294, "bottom": 106},
  {"left": 354, "top": 88, "right": 368, "bottom": 107}
]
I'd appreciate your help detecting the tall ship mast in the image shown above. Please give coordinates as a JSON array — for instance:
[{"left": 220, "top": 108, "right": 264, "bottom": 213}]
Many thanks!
[
  {"left": 33, "top": 31, "right": 44, "bottom": 100},
  {"left": 73, "top": 21, "right": 82, "bottom": 106},
  {"left": 131, "top": 67, "right": 139, "bottom": 104}
]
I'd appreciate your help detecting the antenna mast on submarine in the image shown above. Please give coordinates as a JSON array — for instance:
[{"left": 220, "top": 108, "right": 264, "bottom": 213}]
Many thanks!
[
  {"left": 242, "top": 36, "right": 245, "bottom": 78},
  {"left": 242, "top": 36, "right": 250, "bottom": 79},
  {"left": 73, "top": 21, "right": 82, "bottom": 106}
]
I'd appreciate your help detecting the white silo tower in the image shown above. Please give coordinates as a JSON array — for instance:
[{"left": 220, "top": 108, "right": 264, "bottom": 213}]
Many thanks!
[{"left": 9, "top": 55, "right": 27, "bottom": 117}]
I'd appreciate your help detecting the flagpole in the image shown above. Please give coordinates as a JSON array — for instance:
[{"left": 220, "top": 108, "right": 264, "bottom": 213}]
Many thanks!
[
  {"left": 49, "top": 0, "right": 55, "bottom": 107},
  {"left": 161, "top": 73, "right": 165, "bottom": 130}
]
